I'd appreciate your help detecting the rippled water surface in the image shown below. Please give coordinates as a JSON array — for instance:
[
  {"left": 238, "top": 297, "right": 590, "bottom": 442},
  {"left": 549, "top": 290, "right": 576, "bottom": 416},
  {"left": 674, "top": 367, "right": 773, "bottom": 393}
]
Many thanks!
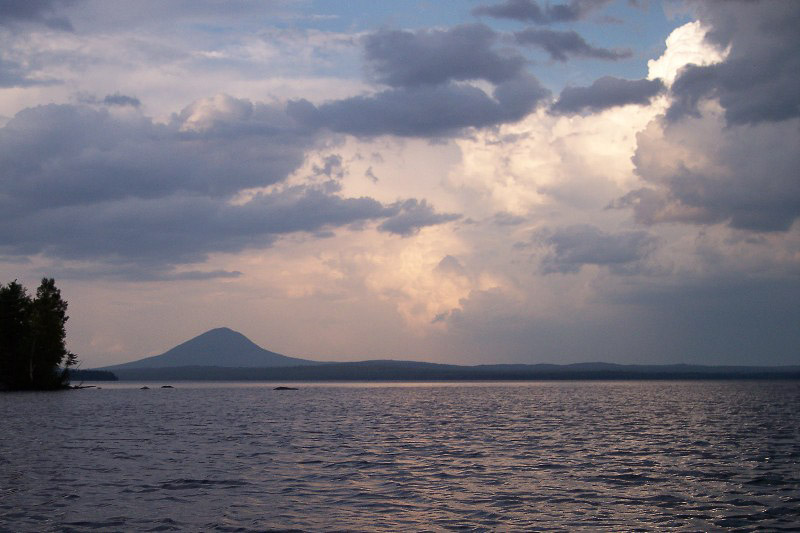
[{"left": 2, "top": 381, "right": 799, "bottom": 531}]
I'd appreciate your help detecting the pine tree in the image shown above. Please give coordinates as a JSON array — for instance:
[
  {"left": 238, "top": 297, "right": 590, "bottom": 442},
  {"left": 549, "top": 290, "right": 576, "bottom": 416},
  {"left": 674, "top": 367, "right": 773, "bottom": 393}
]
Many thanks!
[
  {"left": 0, "top": 278, "right": 77, "bottom": 390},
  {"left": 0, "top": 281, "right": 32, "bottom": 388}
]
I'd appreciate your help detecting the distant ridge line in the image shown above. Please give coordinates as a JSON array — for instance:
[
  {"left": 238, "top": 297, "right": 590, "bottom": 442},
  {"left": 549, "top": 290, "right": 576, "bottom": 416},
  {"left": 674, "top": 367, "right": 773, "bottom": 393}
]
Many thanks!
[
  {"left": 104, "top": 362, "right": 800, "bottom": 382},
  {"left": 94, "top": 327, "right": 800, "bottom": 381}
]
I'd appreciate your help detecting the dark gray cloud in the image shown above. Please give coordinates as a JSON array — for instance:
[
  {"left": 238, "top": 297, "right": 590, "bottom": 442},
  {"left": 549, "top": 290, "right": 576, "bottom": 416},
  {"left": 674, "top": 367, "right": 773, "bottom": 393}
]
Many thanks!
[
  {"left": 363, "top": 24, "right": 525, "bottom": 87},
  {"left": 77, "top": 93, "right": 142, "bottom": 107},
  {"left": 667, "top": 2, "right": 800, "bottom": 125},
  {"left": 535, "top": 225, "right": 656, "bottom": 274},
  {"left": 0, "top": 0, "right": 74, "bottom": 30},
  {"left": 0, "top": 99, "right": 460, "bottom": 277},
  {"left": 0, "top": 58, "right": 56, "bottom": 87},
  {"left": 0, "top": 100, "right": 310, "bottom": 212},
  {"left": 287, "top": 74, "right": 549, "bottom": 137},
  {"left": 617, "top": 164, "right": 800, "bottom": 233},
  {"left": 364, "top": 167, "right": 378, "bottom": 183},
  {"left": 472, "top": 0, "right": 610, "bottom": 25},
  {"left": 1, "top": 185, "right": 392, "bottom": 264},
  {"left": 617, "top": 112, "right": 800, "bottom": 232},
  {"left": 378, "top": 199, "right": 461, "bottom": 237},
  {"left": 312, "top": 154, "right": 344, "bottom": 179},
  {"left": 103, "top": 93, "right": 141, "bottom": 107},
  {"left": 0, "top": 52, "right": 60, "bottom": 88},
  {"left": 283, "top": 20, "right": 551, "bottom": 138},
  {"left": 514, "top": 28, "right": 631, "bottom": 62},
  {"left": 552, "top": 76, "right": 664, "bottom": 114}
]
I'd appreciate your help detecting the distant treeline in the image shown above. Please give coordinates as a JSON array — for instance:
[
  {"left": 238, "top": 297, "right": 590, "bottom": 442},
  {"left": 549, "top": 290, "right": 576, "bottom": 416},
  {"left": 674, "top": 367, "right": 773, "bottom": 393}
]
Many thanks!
[
  {"left": 70, "top": 369, "right": 118, "bottom": 381},
  {"left": 104, "top": 361, "right": 800, "bottom": 382}
]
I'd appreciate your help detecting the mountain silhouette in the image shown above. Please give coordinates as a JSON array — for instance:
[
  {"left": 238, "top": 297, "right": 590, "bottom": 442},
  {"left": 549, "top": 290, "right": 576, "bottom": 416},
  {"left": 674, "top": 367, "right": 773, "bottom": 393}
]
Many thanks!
[
  {"left": 103, "top": 327, "right": 316, "bottom": 369},
  {"left": 93, "top": 327, "right": 800, "bottom": 381}
]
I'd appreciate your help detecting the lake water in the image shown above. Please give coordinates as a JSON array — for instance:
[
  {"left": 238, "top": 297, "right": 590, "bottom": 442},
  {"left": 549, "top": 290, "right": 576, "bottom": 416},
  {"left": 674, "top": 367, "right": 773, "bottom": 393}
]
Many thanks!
[{"left": 1, "top": 381, "right": 799, "bottom": 531}]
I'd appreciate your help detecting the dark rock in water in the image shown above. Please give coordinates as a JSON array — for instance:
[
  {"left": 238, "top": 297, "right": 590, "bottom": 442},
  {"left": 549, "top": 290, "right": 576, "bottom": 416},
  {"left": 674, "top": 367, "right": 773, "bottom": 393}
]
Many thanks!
[
  {"left": 274, "top": 386, "right": 298, "bottom": 390},
  {"left": 161, "top": 385, "right": 174, "bottom": 388},
  {"left": 140, "top": 386, "right": 150, "bottom": 390}
]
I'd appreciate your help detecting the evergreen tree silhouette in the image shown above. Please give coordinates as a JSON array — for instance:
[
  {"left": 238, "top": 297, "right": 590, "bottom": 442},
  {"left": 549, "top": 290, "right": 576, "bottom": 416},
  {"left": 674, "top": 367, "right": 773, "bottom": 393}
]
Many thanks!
[{"left": 0, "top": 278, "right": 77, "bottom": 390}]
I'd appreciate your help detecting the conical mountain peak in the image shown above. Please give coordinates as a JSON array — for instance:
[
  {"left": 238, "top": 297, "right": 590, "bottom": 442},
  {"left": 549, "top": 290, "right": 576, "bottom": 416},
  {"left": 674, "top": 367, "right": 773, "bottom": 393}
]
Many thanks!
[{"left": 105, "top": 327, "right": 315, "bottom": 369}]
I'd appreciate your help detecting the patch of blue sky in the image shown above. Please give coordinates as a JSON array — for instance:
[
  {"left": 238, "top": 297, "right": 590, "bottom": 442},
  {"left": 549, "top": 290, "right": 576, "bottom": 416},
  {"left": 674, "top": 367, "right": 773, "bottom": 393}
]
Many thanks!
[
  {"left": 182, "top": 1, "right": 690, "bottom": 94},
  {"left": 299, "top": 1, "right": 688, "bottom": 92},
  {"left": 305, "top": 1, "right": 477, "bottom": 32}
]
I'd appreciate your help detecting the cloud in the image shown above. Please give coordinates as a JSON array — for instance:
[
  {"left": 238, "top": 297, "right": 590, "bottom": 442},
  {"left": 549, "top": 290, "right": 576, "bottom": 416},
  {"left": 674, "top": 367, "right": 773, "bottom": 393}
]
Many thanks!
[
  {"left": 615, "top": 3, "right": 800, "bottom": 233},
  {"left": 103, "top": 93, "right": 141, "bottom": 107},
  {"left": 284, "top": 23, "right": 550, "bottom": 138},
  {"left": 0, "top": 0, "right": 74, "bottom": 30},
  {"left": 617, "top": 108, "right": 800, "bottom": 232},
  {"left": 363, "top": 24, "right": 525, "bottom": 87},
  {"left": 472, "top": 0, "right": 610, "bottom": 25},
  {"left": 312, "top": 154, "right": 345, "bottom": 179},
  {"left": 552, "top": 76, "right": 664, "bottom": 114},
  {"left": 435, "top": 255, "right": 467, "bottom": 277},
  {"left": 0, "top": 98, "right": 309, "bottom": 210},
  {"left": 287, "top": 75, "right": 550, "bottom": 137},
  {"left": 76, "top": 93, "right": 142, "bottom": 107},
  {"left": 378, "top": 199, "right": 461, "bottom": 236},
  {"left": 0, "top": 98, "right": 460, "bottom": 276},
  {"left": 646, "top": 21, "right": 726, "bottom": 87},
  {"left": 667, "top": 2, "right": 800, "bottom": 125},
  {"left": 514, "top": 29, "right": 631, "bottom": 62},
  {"left": 1, "top": 184, "right": 395, "bottom": 266},
  {"left": 0, "top": 58, "right": 59, "bottom": 88},
  {"left": 535, "top": 225, "right": 656, "bottom": 274}
]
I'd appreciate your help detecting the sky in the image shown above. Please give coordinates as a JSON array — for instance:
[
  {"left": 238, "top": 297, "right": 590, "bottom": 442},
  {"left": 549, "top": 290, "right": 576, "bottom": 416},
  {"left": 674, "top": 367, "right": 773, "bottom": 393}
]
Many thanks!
[{"left": 1, "top": 0, "right": 798, "bottom": 367}]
